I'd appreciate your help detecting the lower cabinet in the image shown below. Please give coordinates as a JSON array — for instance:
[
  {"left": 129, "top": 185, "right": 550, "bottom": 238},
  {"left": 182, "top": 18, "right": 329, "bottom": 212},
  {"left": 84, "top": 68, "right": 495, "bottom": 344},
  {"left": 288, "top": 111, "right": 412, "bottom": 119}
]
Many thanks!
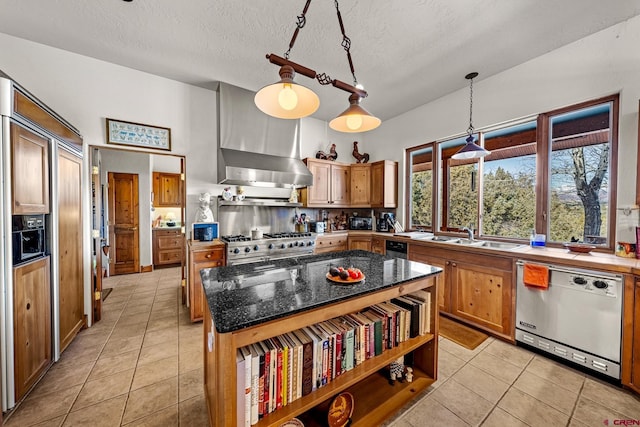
[
  {"left": 13, "top": 256, "right": 52, "bottom": 401},
  {"left": 409, "top": 244, "right": 514, "bottom": 340},
  {"left": 371, "top": 236, "right": 386, "bottom": 255},
  {"left": 153, "top": 229, "right": 184, "bottom": 267},
  {"left": 314, "top": 233, "right": 348, "bottom": 254},
  {"left": 188, "top": 240, "right": 225, "bottom": 322},
  {"left": 622, "top": 276, "right": 640, "bottom": 393},
  {"left": 347, "top": 235, "right": 372, "bottom": 251}
]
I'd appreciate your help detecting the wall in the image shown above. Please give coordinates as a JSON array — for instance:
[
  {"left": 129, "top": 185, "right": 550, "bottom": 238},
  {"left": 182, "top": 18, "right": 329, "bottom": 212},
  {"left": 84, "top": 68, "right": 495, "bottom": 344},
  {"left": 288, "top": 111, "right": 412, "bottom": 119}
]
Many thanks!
[{"left": 365, "top": 15, "right": 640, "bottom": 242}]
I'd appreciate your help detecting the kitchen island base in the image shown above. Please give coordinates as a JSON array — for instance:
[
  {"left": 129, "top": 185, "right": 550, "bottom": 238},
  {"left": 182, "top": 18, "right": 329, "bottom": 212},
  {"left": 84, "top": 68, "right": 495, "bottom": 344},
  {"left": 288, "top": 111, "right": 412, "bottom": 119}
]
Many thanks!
[{"left": 201, "top": 251, "right": 440, "bottom": 427}]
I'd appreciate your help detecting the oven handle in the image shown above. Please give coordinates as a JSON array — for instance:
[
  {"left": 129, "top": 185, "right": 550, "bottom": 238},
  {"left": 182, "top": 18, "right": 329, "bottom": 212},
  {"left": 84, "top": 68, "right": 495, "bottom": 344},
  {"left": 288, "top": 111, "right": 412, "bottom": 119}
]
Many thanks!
[{"left": 515, "top": 260, "right": 622, "bottom": 282}]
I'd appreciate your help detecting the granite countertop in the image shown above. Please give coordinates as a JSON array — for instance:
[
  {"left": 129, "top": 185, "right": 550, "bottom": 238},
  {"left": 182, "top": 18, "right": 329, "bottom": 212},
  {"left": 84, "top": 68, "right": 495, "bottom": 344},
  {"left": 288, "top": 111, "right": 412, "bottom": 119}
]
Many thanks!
[{"left": 200, "top": 250, "right": 442, "bottom": 334}]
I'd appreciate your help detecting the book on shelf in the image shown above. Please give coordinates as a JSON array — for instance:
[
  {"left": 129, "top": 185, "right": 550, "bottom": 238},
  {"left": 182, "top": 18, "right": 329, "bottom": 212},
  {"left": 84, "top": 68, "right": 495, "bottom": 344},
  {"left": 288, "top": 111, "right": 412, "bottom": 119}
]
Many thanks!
[
  {"left": 344, "top": 313, "right": 365, "bottom": 366},
  {"left": 264, "top": 338, "right": 277, "bottom": 414},
  {"left": 293, "top": 328, "right": 314, "bottom": 397},
  {"left": 240, "top": 345, "right": 252, "bottom": 427},
  {"left": 370, "top": 304, "right": 394, "bottom": 349},
  {"left": 252, "top": 342, "right": 266, "bottom": 419},
  {"left": 360, "top": 310, "right": 383, "bottom": 357},
  {"left": 392, "top": 296, "right": 419, "bottom": 338},
  {"left": 275, "top": 334, "right": 289, "bottom": 406},
  {"left": 408, "top": 289, "right": 432, "bottom": 333},
  {"left": 284, "top": 332, "right": 301, "bottom": 402},
  {"left": 257, "top": 340, "right": 272, "bottom": 416},
  {"left": 302, "top": 326, "right": 322, "bottom": 391},
  {"left": 315, "top": 322, "right": 335, "bottom": 383},
  {"left": 402, "top": 294, "right": 426, "bottom": 335},
  {"left": 249, "top": 343, "right": 260, "bottom": 425},
  {"left": 325, "top": 319, "right": 345, "bottom": 376},
  {"left": 268, "top": 336, "right": 284, "bottom": 410},
  {"left": 236, "top": 349, "right": 246, "bottom": 427}
]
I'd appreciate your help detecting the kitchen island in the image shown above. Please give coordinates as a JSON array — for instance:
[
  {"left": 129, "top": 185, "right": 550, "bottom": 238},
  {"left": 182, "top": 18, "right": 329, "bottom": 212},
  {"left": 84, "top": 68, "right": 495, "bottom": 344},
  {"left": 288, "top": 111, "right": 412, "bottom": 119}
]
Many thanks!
[{"left": 200, "top": 250, "right": 441, "bottom": 427}]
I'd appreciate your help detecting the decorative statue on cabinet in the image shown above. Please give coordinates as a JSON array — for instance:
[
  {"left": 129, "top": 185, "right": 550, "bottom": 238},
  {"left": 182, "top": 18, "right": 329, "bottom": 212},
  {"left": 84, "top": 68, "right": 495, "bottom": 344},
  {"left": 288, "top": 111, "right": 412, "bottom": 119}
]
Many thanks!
[
  {"left": 352, "top": 141, "right": 369, "bottom": 163},
  {"left": 316, "top": 143, "right": 338, "bottom": 161},
  {"left": 195, "top": 192, "right": 214, "bottom": 222}
]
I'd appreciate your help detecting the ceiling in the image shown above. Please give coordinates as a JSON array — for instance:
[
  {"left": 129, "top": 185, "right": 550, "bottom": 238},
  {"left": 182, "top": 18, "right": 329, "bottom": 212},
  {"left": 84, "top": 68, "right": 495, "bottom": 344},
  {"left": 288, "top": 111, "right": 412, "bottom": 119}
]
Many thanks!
[{"left": 1, "top": 0, "right": 639, "bottom": 123}]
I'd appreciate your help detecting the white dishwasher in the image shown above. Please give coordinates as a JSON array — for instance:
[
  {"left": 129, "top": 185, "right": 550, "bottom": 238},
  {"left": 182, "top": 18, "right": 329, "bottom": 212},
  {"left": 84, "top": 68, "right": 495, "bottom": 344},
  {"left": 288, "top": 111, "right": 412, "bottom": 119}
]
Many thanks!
[{"left": 515, "top": 261, "right": 623, "bottom": 379}]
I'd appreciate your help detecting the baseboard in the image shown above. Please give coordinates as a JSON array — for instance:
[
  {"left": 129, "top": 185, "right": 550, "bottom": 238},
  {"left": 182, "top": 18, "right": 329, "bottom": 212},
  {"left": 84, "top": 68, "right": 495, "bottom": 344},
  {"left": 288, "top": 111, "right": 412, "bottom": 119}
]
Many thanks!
[{"left": 140, "top": 265, "right": 153, "bottom": 273}]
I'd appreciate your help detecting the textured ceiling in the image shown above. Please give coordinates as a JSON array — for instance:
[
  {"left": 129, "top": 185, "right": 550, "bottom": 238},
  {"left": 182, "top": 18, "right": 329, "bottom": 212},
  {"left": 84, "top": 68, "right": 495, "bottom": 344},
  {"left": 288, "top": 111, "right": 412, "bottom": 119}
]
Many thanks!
[{"left": 1, "top": 0, "right": 639, "bottom": 122}]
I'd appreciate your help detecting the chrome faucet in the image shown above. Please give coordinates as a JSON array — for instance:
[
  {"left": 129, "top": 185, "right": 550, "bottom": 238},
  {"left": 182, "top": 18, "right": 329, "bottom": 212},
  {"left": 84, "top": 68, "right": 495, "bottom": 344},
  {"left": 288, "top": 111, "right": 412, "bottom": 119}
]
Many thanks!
[{"left": 462, "top": 224, "right": 474, "bottom": 241}]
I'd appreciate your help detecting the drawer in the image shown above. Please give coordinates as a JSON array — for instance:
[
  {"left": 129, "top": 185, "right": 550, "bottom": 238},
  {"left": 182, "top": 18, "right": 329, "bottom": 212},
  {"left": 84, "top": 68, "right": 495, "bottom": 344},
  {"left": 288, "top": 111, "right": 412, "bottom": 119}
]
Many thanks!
[
  {"left": 157, "top": 235, "right": 184, "bottom": 249},
  {"left": 193, "top": 248, "right": 225, "bottom": 263},
  {"left": 157, "top": 249, "right": 183, "bottom": 264},
  {"left": 155, "top": 229, "right": 181, "bottom": 236}
]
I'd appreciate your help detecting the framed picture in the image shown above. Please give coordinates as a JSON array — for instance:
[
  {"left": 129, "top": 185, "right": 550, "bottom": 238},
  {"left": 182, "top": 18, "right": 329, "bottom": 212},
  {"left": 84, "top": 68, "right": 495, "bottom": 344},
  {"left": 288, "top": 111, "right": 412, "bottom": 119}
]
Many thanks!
[{"left": 106, "top": 118, "right": 171, "bottom": 151}]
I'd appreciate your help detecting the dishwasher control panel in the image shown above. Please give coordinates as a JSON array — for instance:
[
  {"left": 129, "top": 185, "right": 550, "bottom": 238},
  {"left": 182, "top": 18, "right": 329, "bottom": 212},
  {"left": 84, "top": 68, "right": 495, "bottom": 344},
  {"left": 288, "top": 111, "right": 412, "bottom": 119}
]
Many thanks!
[{"left": 549, "top": 269, "right": 619, "bottom": 297}]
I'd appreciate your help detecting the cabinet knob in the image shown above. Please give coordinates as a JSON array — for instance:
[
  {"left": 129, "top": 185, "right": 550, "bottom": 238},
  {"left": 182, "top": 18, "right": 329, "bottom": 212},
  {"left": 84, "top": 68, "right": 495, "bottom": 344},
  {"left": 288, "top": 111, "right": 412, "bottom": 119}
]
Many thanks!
[
  {"left": 446, "top": 261, "right": 451, "bottom": 266},
  {"left": 205, "top": 254, "right": 212, "bottom": 258},
  {"left": 452, "top": 262, "right": 457, "bottom": 267}
]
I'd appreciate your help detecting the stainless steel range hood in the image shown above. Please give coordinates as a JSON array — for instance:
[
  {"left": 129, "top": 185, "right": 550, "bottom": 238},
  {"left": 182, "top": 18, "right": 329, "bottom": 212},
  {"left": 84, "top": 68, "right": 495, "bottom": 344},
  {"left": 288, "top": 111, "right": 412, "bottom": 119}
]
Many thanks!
[{"left": 217, "top": 83, "right": 313, "bottom": 188}]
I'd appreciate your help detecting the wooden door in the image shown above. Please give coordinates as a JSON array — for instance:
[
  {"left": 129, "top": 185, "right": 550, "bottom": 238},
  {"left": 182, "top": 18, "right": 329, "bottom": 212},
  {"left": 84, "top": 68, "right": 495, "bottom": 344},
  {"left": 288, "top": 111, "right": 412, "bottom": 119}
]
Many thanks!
[
  {"left": 331, "top": 164, "right": 351, "bottom": 206},
  {"left": 58, "top": 149, "right": 84, "bottom": 352},
  {"left": 350, "top": 164, "right": 371, "bottom": 206},
  {"left": 13, "top": 256, "right": 51, "bottom": 401},
  {"left": 11, "top": 123, "right": 50, "bottom": 214},
  {"left": 108, "top": 172, "right": 140, "bottom": 275},
  {"left": 450, "top": 262, "right": 511, "bottom": 334},
  {"left": 91, "top": 164, "right": 103, "bottom": 322}
]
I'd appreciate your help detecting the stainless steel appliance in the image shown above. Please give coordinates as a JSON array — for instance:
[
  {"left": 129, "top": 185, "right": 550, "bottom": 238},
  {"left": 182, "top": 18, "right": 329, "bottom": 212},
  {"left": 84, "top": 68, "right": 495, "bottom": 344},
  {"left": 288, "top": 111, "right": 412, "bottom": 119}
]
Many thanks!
[
  {"left": 222, "top": 232, "right": 316, "bottom": 265},
  {"left": 515, "top": 261, "right": 623, "bottom": 379},
  {"left": 377, "top": 212, "right": 395, "bottom": 232},
  {"left": 12, "top": 214, "right": 46, "bottom": 265},
  {"left": 385, "top": 240, "right": 407, "bottom": 259},
  {"left": 349, "top": 216, "right": 372, "bottom": 230}
]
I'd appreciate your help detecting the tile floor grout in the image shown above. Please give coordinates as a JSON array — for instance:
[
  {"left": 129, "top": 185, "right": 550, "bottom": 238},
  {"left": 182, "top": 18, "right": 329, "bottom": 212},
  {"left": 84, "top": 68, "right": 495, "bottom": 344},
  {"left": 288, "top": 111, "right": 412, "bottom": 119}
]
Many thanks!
[{"left": 4, "top": 267, "right": 640, "bottom": 426}]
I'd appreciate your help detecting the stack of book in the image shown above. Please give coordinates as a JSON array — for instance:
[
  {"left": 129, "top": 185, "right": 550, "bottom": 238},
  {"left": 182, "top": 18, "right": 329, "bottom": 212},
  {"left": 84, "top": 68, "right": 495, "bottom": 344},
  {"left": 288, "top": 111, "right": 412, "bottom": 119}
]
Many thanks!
[{"left": 235, "top": 291, "right": 431, "bottom": 426}]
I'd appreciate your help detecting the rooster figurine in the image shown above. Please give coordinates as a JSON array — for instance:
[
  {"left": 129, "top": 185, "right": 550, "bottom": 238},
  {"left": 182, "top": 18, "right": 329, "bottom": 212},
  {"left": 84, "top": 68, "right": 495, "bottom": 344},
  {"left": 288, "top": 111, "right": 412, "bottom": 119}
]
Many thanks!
[
  {"left": 352, "top": 141, "right": 370, "bottom": 163},
  {"left": 316, "top": 143, "right": 338, "bottom": 161}
]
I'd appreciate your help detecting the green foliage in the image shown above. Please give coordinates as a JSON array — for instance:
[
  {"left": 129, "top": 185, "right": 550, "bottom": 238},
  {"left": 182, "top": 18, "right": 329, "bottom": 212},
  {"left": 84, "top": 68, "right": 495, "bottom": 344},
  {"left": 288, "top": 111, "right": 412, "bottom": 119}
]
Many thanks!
[
  {"left": 411, "top": 170, "right": 432, "bottom": 227},
  {"left": 448, "top": 164, "right": 477, "bottom": 228}
]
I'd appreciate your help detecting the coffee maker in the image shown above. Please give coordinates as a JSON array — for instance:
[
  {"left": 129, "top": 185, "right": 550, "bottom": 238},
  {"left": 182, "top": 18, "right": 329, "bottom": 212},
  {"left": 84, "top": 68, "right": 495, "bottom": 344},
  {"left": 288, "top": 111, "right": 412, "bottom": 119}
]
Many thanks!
[{"left": 377, "top": 212, "right": 395, "bottom": 232}]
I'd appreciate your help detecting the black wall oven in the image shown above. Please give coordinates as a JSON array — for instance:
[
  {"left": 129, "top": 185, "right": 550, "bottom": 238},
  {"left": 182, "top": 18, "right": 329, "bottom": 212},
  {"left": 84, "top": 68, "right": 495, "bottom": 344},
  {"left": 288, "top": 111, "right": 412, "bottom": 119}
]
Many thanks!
[{"left": 12, "top": 214, "right": 46, "bottom": 265}]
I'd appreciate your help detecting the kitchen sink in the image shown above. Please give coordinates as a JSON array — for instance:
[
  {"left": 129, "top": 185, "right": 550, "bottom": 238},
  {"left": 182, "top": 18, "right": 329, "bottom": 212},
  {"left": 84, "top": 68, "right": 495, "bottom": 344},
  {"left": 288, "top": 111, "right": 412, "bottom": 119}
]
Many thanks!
[
  {"left": 430, "top": 236, "right": 459, "bottom": 242},
  {"left": 447, "top": 238, "right": 478, "bottom": 245},
  {"left": 475, "top": 241, "right": 525, "bottom": 250}
]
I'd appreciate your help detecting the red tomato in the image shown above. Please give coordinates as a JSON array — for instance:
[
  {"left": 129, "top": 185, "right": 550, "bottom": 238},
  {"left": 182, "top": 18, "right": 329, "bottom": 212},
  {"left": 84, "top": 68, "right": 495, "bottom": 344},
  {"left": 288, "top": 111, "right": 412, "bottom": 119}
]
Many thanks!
[
  {"left": 348, "top": 270, "right": 358, "bottom": 279},
  {"left": 357, "top": 271, "right": 363, "bottom": 279}
]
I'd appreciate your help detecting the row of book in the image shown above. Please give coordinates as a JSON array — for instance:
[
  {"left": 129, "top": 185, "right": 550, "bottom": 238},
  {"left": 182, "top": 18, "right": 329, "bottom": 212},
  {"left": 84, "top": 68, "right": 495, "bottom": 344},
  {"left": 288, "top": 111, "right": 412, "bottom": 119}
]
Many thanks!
[{"left": 236, "top": 290, "right": 432, "bottom": 426}]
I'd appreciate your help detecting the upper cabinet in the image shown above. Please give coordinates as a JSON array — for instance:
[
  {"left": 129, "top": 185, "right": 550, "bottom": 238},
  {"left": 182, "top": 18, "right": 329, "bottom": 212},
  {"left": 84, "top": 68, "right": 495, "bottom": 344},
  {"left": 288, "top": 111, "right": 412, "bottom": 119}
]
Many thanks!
[
  {"left": 302, "top": 158, "right": 397, "bottom": 209},
  {"left": 153, "top": 172, "right": 183, "bottom": 207},
  {"left": 371, "top": 160, "right": 398, "bottom": 208},
  {"left": 301, "top": 158, "right": 350, "bottom": 207},
  {"left": 11, "top": 123, "right": 50, "bottom": 214}
]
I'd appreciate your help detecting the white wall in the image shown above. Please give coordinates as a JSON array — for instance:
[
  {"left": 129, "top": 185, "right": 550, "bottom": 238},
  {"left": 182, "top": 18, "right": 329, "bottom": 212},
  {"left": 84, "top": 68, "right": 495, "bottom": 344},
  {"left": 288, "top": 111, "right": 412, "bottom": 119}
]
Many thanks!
[{"left": 364, "top": 15, "right": 640, "bottom": 242}]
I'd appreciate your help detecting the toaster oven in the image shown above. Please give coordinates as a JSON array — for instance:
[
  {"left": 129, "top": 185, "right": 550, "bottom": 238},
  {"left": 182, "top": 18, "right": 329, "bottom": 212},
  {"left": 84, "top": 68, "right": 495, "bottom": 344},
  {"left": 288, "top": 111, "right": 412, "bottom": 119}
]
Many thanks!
[{"left": 348, "top": 217, "right": 372, "bottom": 230}]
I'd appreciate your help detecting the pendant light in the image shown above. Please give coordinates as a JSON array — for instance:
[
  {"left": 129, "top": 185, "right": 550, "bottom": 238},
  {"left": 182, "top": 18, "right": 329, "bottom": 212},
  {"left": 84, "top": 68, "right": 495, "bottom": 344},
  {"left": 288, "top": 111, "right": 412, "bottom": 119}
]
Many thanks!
[
  {"left": 255, "top": 0, "right": 381, "bottom": 132},
  {"left": 452, "top": 72, "right": 490, "bottom": 160}
]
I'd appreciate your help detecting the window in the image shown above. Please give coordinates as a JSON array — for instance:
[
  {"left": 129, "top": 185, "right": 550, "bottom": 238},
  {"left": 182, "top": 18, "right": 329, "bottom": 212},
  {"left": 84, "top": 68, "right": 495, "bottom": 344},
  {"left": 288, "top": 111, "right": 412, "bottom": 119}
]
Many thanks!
[
  {"left": 407, "top": 143, "right": 434, "bottom": 231},
  {"left": 404, "top": 94, "right": 618, "bottom": 250}
]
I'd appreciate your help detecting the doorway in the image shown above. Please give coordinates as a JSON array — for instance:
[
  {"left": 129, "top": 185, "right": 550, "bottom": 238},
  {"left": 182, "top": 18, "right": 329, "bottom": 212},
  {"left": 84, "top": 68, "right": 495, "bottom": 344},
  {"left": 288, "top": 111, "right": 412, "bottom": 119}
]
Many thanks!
[{"left": 90, "top": 146, "right": 186, "bottom": 323}]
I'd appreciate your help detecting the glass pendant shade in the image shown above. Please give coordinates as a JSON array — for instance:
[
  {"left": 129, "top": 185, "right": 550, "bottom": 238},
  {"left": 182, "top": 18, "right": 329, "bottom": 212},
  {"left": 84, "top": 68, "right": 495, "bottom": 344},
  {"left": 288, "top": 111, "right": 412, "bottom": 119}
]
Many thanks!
[
  {"left": 254, "top": 65, "right": 320, "bottom": 119},
  {"left": 452, "top": 135, "right": 491, "bottom": 160},
  {"left": 329, "top": 93, "right": 381, "bottom": 133}
]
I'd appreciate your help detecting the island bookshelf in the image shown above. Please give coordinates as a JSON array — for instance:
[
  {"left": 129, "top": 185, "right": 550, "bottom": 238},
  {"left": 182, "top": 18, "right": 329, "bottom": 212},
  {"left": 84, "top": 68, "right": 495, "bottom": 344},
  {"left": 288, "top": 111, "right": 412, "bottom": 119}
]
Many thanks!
[{"left": 203, "top": 274, "right": 439, "bottom": 427}]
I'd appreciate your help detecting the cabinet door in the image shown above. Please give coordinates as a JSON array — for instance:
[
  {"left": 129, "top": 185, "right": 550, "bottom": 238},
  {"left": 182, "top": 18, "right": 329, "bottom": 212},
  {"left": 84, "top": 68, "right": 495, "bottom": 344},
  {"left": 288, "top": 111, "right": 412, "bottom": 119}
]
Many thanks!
[
  {"left": 11, "top": 123, "right": 50, "bottom": 214},
  {"left": 408, "top": 251, "right": 449, "bottom": 312},
  {"left": 13, "top": 256, "right": 51, "bottom": 401},
  {"left": 57, "top": 150, "right": 84, "bottom": 352},
  {"left": 189, "top": 245, "right": 225, "bottom": 322},
  {"left": 153, "top": 172, "right": 182, "bottom": 207},
  {"left": 371, "top": 237, "right": 385, "bottom": 255},
  {"left": 450, "top": 262, "right": 512, "bottom": 335},
  {"left": 350, "top": 164, "right": 371, "bottom": 206},
  {"left": 331, "top": 164, "right": 351, "bottom": 206},
  {"left": 370, "top": 160, "right": 398, "bottom": 208},
  {"left": 348, "top": 236, "right": 372, "bottom": 251},
  {"left": 632, "top": 281, "right": 640, "bottom": 390},
  {"left": 306, "top": 160, "right": 332, "bottom": 205}
]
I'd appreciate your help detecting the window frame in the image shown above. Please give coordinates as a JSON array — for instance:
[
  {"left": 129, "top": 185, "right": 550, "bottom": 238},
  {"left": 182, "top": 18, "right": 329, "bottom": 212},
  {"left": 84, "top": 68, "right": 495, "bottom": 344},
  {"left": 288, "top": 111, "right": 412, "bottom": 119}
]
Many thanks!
[{"left": 404, "top": 94, "right": 619, "bottom": 252}]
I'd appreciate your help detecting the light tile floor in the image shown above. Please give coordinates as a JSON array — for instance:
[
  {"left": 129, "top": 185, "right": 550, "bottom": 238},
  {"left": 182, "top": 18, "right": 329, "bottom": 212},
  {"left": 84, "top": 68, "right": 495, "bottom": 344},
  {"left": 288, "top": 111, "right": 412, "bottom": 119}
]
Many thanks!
[{"left": 4, "top": 267, "right": 640, "bottom": 426}]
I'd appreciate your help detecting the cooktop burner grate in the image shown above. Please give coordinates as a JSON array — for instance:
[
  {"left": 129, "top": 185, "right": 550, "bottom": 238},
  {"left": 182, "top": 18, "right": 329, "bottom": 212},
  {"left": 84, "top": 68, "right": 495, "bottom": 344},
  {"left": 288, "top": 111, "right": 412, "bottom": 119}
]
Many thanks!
[
  {"left": 264, "top": 232, "right": 313, "bottom": 239},
  {"left": 221, "top": 235, "right": 251, "bottom": 242}
]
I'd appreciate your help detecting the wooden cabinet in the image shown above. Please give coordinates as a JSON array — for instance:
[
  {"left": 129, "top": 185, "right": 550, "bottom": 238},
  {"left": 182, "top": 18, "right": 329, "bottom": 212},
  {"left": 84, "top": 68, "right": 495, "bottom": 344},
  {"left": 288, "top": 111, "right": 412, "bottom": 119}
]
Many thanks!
[
  {"left": 11, "top": 123, "right": 49, "bottom": 214},
  {"left": 188, "top": 240, "right": 225, "bottom": 322},
  {"left": 409, "top": 244, "right": 514, "bottom": 340},
  {"left": 622, "top": 276, "right": 640, "bottom": 393},
  {"left": 371, "top": 160, "right": 398, "bottom": 208},
  {"left": 153, "top": 229, "right": 184, "bottom": 267},
  {"left": 350, "top": 163, "right": 371, "bottom": 206},
  {"left": 203, "top": 268, "right": 438, "bottom": 427},
  {"left": 57, "top": 149, "right": 84, "bottom": 353},
  {"left": 314, "top": 233, "right": 348, "bottom": 254},
  {"left": 13, "top": 256, "right": 51, "bottom": 401},
  {"left": 371, "top": 236, "right": 386, "bottom": 255},
  {"left": 348, "top": 234, "right": 372, "bottom": 251},
  {"left": 152, "top": 172, "right": 183, "bottom": 207},
  {"left": 302, "top": 158, "right": 350, "bottom": 207}
]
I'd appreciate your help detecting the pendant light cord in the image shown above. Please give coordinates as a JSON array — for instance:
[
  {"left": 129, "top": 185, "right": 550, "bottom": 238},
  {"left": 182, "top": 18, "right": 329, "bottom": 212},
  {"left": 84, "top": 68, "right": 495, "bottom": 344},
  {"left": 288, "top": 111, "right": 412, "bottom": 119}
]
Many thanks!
[
  {"left": 467, "top": 75, "right": 475, "bottom": 136},
  {"left": 333, "top": 0, "right": 358, "bottom": 87},
  {"left": 284, "top": 0, "right": 312, "bottom": 60}
]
